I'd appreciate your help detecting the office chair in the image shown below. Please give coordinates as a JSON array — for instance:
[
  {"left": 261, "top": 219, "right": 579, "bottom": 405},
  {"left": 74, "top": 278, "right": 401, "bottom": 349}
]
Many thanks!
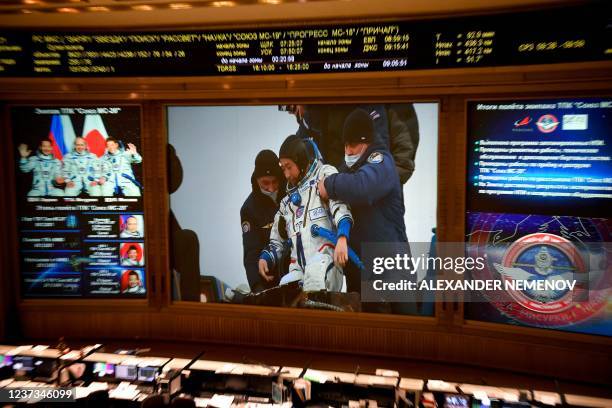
[
  {"left": 141, "top": 394, "right": 166, "bottom": 408},
  {"left": 85, "top": 389, "right": 110, "bottom": 408},
  {"left": 171, "top": 395, "right": 196, "bottom": 408}
]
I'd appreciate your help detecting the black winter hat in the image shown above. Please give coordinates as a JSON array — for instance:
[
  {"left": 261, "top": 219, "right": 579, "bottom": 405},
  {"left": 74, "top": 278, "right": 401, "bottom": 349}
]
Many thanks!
[
  {"left": 343, "top": 108, "right": 375, "bottom": 145},
  {"left": 253, "top": 149, "right": 281, "bottom": 179}
]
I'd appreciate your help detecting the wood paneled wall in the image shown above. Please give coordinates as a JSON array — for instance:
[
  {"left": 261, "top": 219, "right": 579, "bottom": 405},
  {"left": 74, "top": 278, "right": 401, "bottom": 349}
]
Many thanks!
[{"left": 1, "top": 60, "right": 611, "bottom": 385}]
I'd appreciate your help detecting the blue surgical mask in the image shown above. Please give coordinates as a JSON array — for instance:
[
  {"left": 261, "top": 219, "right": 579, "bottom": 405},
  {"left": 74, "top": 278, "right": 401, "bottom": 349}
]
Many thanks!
[{"left": 345, "top": 153, "right": 362, "bottom": 168}]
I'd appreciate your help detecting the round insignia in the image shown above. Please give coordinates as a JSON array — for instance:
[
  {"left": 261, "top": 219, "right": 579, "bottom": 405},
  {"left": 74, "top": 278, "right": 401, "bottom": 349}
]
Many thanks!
[
  {"left": 535, "top": 114, "right": 559, "bottom": 133},
  {"left": 467, "top": 214, "right": 611, "bottom": 330},
  {"left": 499, "top": 233, "right": 585, "bottom": 314},
  {"left": 296, "top": 206, "right": 304, "bottom": 218},
  {"left": 367, "top": 152, "right": 383, "bottom": 164},
  {"left": 241, "top": 221, "right": 250, "bottom": 233}
]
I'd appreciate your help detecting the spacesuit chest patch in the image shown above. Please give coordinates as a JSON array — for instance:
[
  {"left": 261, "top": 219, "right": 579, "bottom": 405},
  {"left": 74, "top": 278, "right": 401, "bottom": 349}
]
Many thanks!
[
  {"left": 367, "top": 152, "right": 383, "bottom": 164},
  {"left": 308, "top": 207, "right": 326, "bottom": 221}
]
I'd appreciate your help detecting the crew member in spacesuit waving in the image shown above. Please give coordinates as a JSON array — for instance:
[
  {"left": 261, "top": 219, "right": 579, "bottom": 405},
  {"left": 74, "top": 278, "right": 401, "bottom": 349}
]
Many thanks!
[
  {"left": 258, "top": 135, "right": 353, "bottom": 292},
  {"left": 99, "top": 138, "right": 142, "bottom": 197},
  {"left": 18, "top": 139, "right": 64, "bottom": 197}
]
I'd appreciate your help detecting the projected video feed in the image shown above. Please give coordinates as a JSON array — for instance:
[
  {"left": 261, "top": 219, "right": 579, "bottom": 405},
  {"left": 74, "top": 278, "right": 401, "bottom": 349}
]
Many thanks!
[
  {"left": 169, "top": 103, "right": 438, "bottom": 314},
  {"left": 465, "top": 98, "right": 612, "bottom": 336},
  {"left": 11, "top": 106, "right": 146, "bottom": 298}
]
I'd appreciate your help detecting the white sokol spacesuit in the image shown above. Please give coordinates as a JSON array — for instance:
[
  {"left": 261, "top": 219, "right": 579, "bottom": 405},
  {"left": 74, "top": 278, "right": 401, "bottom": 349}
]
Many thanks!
[
  {"left": 123, "top": 285, "right": 145, "bottom": 294},
  {"left": 261, "top": 137, "right": 352, "bottom": 292},
  {"left": 122, "top": 257, "right": 144, "bottom": 267},
  {"left": 19, "top": 153, "right": 64, "bottom": 197},
  {"left": 120, "top": 229, "right": 142, "bottom": 238},
  {"left": 62, "top": 150, "right": 102, "bottom": 196},
  {"left": 100, "top": 149, "right": 142, "bottom": 197}
]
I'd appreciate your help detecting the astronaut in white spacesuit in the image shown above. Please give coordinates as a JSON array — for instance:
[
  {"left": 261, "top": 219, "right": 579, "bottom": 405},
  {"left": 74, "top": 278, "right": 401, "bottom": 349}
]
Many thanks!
[
  {"left": 62, "top": 137, "right": 102, "bottom": 197},
  {"left": 258, "top": 135, "right": 353, "bottom": 292},
  {"left": 121, "top": 245, "right": 144, "bottom": 266},
  {"left": 122, "top": 270, "right": 146, "bottom": 294},
  {"left": 99, "top": 138, "right": 142, "bottom": 197},
  {"left": 18, "top": 139, "right": 64, "bottom": 197},
  {"left": 120, "top": 216, "right": 142, "bottom": 238}
]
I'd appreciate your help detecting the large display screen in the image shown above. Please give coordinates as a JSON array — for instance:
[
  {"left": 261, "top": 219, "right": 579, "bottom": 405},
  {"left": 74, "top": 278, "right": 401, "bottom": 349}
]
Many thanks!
[
  {"left": 465, "top": 97, "right": 612, "bottom": 336},
  {"left": 11, "top": 106, "right": 146, "bottom": 298},
  {"left": 0, "top": 3, "right": 609, "bottom": 76},
  {"left": 168, "top": 103, "right": 438, "bottom": 314}
]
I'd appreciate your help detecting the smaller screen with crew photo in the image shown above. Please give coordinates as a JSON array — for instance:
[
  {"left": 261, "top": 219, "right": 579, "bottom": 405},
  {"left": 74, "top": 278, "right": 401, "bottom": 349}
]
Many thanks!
[{"left": 11, "top": 106, "right": 146, "bottom": 298}]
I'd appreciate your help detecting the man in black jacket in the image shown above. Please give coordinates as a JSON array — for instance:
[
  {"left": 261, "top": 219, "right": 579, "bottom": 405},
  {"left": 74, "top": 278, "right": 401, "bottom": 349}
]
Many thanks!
[{"left": 240, "top": 150, "right": 286, "bottom": 293}]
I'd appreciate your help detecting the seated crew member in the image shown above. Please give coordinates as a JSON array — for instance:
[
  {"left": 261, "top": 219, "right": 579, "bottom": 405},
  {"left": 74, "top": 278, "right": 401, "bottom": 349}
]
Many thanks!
[
  {"left": 99, "top": 138, "right": 142, "bottom": 197},
  {"left": 120, "top": 216, "right": 142, "bottom": 238},
  {"left": 62, "top": 137, "right": 102, "bottom": 197},
  {"left": 18, "top": 139, "right": 64, "bottom": 197},
  {"left": 258, "top": 135, "right": 352, "bottom": 292},
  {"left": 318, "top": 109, "right": 413, "bottom": 312},
  {"left": 241, "top": 150, "right": 286, "bottom": 293},
  {"left": 121, "top": 245, "right": 144, "bottom": 266},
  {"left": 122, "top": 270, "right": 145, "bottom": 294}
]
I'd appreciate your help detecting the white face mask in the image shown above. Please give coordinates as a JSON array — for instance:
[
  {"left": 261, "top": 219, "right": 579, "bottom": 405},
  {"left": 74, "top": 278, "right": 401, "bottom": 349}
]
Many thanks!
[
  {"left": 344, "top": 153, "right": 362, "bottom": 168},
  {"left": 260, "top": 188, "right": 278, "bottom": 202},
  {"left": 345, "top": 144, "right": 366, "bottom": 168}
]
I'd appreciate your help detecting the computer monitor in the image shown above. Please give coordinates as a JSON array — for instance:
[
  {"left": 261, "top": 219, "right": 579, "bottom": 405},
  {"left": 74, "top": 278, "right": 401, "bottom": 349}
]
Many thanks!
[
  {"left": 445, "top": 393, "right": 470, "bottom": 408},
  {"left": 33, "top": 359, "right": 57, "bottom": 380},
  {"left": 93, "top": 362, "right": 115, "bottom": 378},
  {"left": 12, "top": 356, "right": 34, "bottom": 372},
  {"left": 115, "top": 365, "right": 137, "bottom": 381},
  {"left": 137, "top": 366, "right": 157, "bottom": 382}
]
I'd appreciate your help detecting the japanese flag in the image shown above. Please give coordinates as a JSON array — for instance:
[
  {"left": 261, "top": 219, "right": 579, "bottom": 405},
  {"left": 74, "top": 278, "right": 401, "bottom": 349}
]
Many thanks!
[{"left": 82, "top": 114, "right": 109, "bottom": 157}]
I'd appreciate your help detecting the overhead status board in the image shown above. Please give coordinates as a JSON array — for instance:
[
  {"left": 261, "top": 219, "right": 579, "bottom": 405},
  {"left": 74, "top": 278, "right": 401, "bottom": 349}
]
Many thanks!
[{"left": 0, "top": 3, "right": 610, "bottom": 77}]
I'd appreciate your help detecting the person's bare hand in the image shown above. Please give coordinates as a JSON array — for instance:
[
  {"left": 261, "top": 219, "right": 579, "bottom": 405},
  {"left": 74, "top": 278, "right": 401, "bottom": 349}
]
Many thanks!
[
  {"left": 126, "top": 143, "right": 138, "bottom": 155},
  {"left": 258, "top": 259, "right": 274, "bottom": 282},
  {"left": 334, "top": 236, "right": 349, "bottom": 268},
  {"left": 18, "top": 144, "right": 31, "bottom": 158},
  {"left": 295, "top": 105, "right": 305, "bottom": 120},
  {"left": 317, "top": 178, "right": 328, "bottom": 201}
]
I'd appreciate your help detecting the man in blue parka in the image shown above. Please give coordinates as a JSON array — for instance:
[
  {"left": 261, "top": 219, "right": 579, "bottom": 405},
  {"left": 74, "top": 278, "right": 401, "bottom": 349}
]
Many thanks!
[{"left": 318, "top": 108, "right": 413, "bottom": 312}]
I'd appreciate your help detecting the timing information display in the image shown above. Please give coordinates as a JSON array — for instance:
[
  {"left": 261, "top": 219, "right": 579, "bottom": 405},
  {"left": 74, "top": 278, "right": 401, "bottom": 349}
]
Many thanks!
[
  {"left": 12, "top": 106, "right": 146, "bottom": 298},
  {"left": 465, "top": 98, "right": 612, "bottom": 337},
  {"left": 0, "top": 3, "right": 609, "bottom": 76}
]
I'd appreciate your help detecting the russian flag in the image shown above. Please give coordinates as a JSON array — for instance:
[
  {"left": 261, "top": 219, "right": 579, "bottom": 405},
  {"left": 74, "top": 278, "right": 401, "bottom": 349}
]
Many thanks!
[
  {"left": 48, "top": 115, "right": 76, "bottom": 160},
  {"left": 82, "top": 114, "right": 109, "bottom": 157}
]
